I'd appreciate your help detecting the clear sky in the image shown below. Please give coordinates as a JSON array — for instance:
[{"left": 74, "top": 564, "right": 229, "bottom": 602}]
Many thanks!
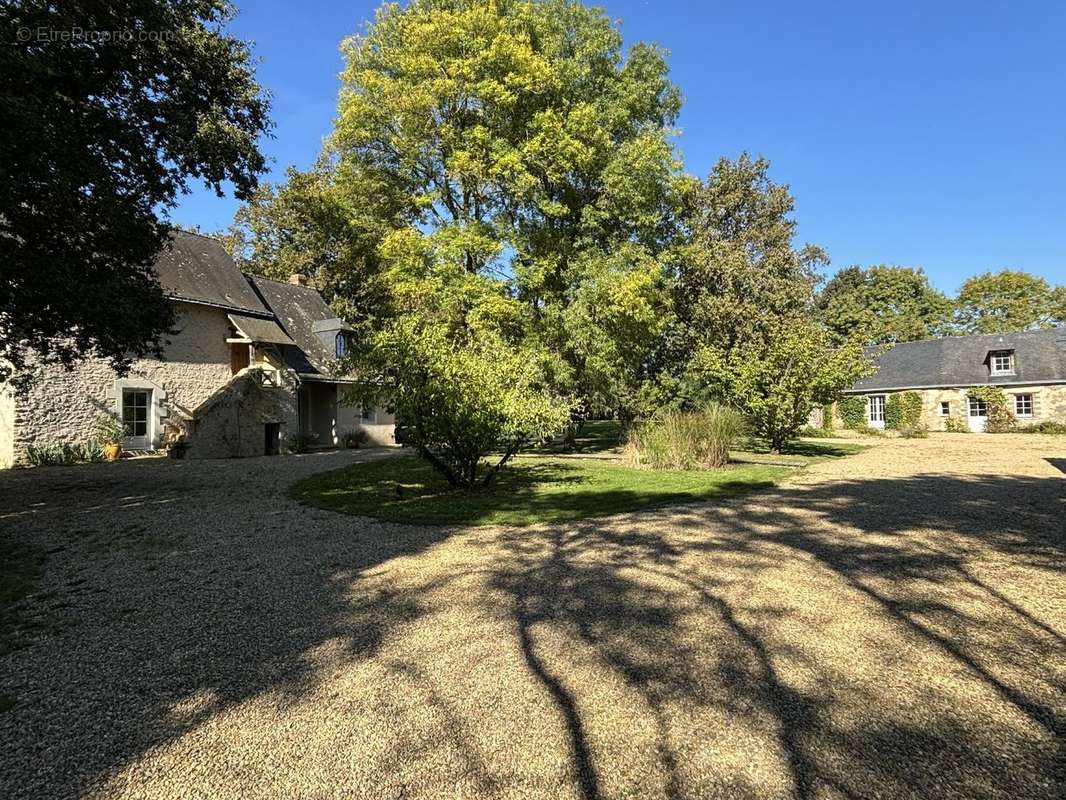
[{"left": 171, "top": 0, "right": 1066, "bottom": 293}]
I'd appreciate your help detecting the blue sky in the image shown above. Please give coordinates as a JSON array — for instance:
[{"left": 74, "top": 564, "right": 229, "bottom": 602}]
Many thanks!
[{"left": 172, "top": 0, "right": 1066, "bottom": 293}]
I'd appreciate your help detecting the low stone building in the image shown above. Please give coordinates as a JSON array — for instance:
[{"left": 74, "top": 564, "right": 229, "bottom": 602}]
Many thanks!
[
  {"left": 0, "top": 231, "right": 395, "bottom": 467},
  {"left": 841, "top": 329, "right": 1066, "bottom": 432}
]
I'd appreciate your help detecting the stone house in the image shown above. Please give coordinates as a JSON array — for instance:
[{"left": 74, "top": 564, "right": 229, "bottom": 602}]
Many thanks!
[
  {"left": 0, "top": 231, "right": 395, "bottom": 467},
  {"left": 840, "top": 328, "right": 1066, "bottom": 432}
]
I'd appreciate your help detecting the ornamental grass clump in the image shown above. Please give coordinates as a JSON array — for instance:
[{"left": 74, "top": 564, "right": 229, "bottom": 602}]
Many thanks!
[{"left": 623, "top": 405, "right": 745, "bottom": 470}]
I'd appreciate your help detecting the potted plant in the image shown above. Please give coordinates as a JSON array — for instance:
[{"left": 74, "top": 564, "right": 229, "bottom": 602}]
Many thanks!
[
  {"left": 93, "top": 414, "right": 126, "bottom": 461},
  {"left": 342, "top": 428, "right": 369, "bottom": 449}
]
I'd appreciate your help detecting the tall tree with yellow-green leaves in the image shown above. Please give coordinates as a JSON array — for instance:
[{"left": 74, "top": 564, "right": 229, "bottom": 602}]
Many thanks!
[{"left": 324, "top": 0, "right": 683, "bottom": 481}]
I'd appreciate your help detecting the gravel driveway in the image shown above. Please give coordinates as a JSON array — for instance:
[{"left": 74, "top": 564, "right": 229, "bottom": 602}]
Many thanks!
[{"left": 1, "top": 435, "right": 1063, "bottom": 799}]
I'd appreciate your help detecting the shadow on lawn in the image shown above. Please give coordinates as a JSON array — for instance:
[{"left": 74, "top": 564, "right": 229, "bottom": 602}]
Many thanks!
[
  {"left": 1, "top": 453, "right": 1064, "bottom": 798},
  {"left": 294, "top": 455, "right": 789, "bottom": 527}
]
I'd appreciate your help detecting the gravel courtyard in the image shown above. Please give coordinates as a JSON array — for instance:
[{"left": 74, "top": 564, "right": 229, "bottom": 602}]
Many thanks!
[{"left": 1, "top": 436, "right": 1063, "bottom": 799}]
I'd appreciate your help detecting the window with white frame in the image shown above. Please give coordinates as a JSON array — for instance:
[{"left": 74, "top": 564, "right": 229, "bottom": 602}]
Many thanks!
[
  {"left": 989, "top": 350, "right": 1014, "bottom": 376},
  {"left": 939, "top": 401, "right": 950, "bottom": 416},
  {"left": 868, "top": 395, "right": 886, "bottom": 424},
  {"left": 968, "top": 397, "right": 988, "bottom": 417},
  {"left": 1013, "top": 393, "right": 1033, "bottom": 417},
  {"left": 122, "top": 389, "right": 149, "bottom": 436},
  {"left": 335, "top": 332, "right": 348, "bottom": 359}
]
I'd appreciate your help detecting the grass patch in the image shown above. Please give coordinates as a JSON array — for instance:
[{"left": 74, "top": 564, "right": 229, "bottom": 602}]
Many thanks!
[{"left": 292, "top": 451, "right": 839, "bottom": 527}]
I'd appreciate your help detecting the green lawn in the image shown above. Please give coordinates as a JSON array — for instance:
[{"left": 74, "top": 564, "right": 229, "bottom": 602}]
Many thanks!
[{"left": 292, "top": 439, "right": 862, "bottom": 527}]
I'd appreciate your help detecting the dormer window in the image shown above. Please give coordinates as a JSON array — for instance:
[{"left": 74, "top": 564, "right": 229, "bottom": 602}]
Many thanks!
[
  {"left": 335, "top": 332, "right": 348, "bottom": 359},
  {"left": 989, "top": 350, "right": 1014, "bottom": 376}
]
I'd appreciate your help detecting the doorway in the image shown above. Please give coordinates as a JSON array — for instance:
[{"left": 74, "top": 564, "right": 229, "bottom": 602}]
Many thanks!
[
  {"left": 264, "top": 423, "right": 280, "bottom": 455},
  {"left": 121, "top": 388, "right": 152, "bottom": 450},
  {"left": 967, "top": 397, "right": 988, "bottom": 433}
]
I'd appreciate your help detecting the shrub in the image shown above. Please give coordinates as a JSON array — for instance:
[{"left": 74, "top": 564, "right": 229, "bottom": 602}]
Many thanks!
[
  {"left": 798, "top": 426, "right": 835, "bottom": 438},
  {"left": 1018, "top": 420, "right": 1066, "bottom": 434},
  {"left": 967, "top": 387, "right": 1016, "bottom": 433},
  {"left": 899, "top": 423, "right": 928, "bottom": 439},
  {"left": 284, "top": 432, "right": 319, "bottom": 454},
  {"left": 342, "top": 428, "right": 370, "bottom": 449},
  {"left": 885, "top": 394, "right": 902, "bottom": 429},
  {"left": 853, "top": 424, "right": 886, "bottom": 437},
  {"left": 943, "top": 416, "right": 970, "bottom": 433},
  {"left": 25, "top": 440, "right": 103, "bottom": 466},
  {"left": 76, "top": 440, "right": 106, "bottom": 462},
  {"left": 838, "top": 396, "right": 867, "bottom": 430},
  {"left": 356, "top": 322, "right": 571, "bottom": 487},
  {"left": 695, "top": 323, "right": 870, "bottom": 452},
  {"left": 623, "top": 405, "right": 745, "bottom": 470},
  {"left": 885, "top": 391, "right": 922, "bottom": 430}
]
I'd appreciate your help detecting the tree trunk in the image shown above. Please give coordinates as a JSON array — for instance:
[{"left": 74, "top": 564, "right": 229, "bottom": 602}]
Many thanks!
[
  {"left": 418, "top": 445, "right": 462, "bottom": 487},
  {"left": 562, "top": 423, "right": 577, "bottom": 452},
  {"left": 482, "top": 439, "right": 525, "bottom": 486}
]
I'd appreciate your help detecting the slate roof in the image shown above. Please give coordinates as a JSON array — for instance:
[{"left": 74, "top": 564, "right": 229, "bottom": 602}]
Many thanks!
[
  {"left": 226, "top": 313, "right": 296, "bottom": 347},
  {"left": 155, "top": 231, "right": 271, "bottom": 316},
  {"left": 848, "top": 328, "right": 1066, "bottom": 392},
  {"left": 246, "top": 275, "right": 347, "bottom": 378}
]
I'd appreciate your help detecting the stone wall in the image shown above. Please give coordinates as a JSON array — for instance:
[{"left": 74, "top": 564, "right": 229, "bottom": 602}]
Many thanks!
[
  {"left": 0, "top": 386, "right": 14, "bottom": 469},
  {"left": 917, "top": 384, "right": 1066, "bottom": 430},
  {"left": 835, "top": 384, "right": 1066, "bottom": 431},
  {"left": 187, "top": 368, "right": 298, "bottom": 459},
  {"left": 7, "top": 302, "right": 232, "bottom": 465}
]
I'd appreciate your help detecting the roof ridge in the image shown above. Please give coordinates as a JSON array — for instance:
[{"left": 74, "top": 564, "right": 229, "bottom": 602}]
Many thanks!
[
  {"left": 892, "top": 329, "right": 1059, "bottom": 347},
  {"left": 245, "top": 271, "right": 320, "bottom": 290},
  {"left": 170, "top": 228, "right": 224, "bottom": 243}
]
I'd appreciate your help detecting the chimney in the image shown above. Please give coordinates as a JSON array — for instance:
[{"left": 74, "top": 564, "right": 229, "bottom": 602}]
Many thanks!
[{"left": 288, "top": 273, "right": 308, "bottom": 286}]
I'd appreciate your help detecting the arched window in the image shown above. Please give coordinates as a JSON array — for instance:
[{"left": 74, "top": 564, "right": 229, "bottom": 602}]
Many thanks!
[{"left": 335, "top": 332, "right": 348, "bottom": 358}]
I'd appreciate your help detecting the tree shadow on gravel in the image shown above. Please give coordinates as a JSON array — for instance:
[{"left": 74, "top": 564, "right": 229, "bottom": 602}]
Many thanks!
[
  {"left": 1, "top": 455, "right": 1064, "bottom": 799},
  {"left": 488, "top": 470, "right": 1065, "bottom": 799},
  {"left": 0, "top": 451, "right": 448, "bottom": 798}
]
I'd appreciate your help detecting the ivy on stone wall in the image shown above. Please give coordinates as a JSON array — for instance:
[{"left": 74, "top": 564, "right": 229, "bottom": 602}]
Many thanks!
[
  {"left": 967, "top": 386, "right": 1017, "bottom": 433},
  {"left": 838, "top": 396, "right": 867, "bottom": 429},
  {"left": 885, "top": 391, "right": 923, "bottom": 430}
]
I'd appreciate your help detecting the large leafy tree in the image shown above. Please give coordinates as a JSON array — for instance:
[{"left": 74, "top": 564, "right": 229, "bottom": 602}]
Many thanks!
[
  {"left": 320, "top": 0, "right": 686, "bottom": 479},
  {"left": 651, "top": 155, "right": 826, "bottom": 408},
  {"left": 0, "top": 0, "right": 270, "bottom": 387},
  {"left": 674, "top": 155, "right": 825, "bottom": 353},
  {"left": 954, "top": 270, "right": 1065, "bottom": 333},
  {"left": 330, "top": 0, "right": 682, "bottom": 424},
  {"left": 651, "top": 154, "right": 869, "bottom": 447},
  {"left": 817, "top": 265, "right": 953, "bottom": 345}
]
